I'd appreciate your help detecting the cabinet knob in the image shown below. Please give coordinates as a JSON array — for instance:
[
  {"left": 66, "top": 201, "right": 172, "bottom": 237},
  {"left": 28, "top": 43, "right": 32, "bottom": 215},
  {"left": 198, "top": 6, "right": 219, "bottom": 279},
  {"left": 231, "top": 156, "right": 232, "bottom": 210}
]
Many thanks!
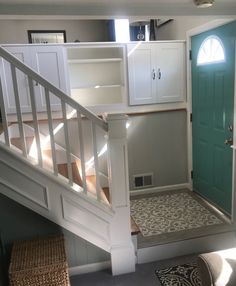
[
  {"left": 158, "top": 68, "right": 162, "bottom": 80},
  {"left": 152, "top": 69, "right": 156, "bottom": 80}
]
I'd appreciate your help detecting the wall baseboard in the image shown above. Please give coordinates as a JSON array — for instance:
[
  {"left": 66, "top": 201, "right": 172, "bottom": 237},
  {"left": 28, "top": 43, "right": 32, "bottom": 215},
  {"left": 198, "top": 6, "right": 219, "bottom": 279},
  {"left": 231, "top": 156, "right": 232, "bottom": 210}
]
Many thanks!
[
  {"left": 130, "top": 183, "right": 191, "bottom": 196},
  {"left": 69, "top": 260, "right": 111, "bottom": 277}
]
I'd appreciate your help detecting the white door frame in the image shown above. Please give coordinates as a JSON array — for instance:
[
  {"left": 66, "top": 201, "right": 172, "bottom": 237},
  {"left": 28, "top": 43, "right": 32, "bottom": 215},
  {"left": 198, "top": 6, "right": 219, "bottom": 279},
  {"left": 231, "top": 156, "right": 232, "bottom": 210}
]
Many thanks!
[{"left": 186, "top": 18, "right": 236, "bottom": 221}]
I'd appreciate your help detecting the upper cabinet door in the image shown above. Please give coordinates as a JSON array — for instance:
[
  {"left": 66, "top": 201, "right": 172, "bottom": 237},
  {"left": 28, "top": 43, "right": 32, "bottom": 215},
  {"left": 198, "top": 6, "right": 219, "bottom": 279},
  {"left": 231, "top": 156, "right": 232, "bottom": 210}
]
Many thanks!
[
  {"left": 127, "top": 43, "right": 157, "bottom": 105},
  {"left": 127, "top": 42, "right": 186, "bottom": 106},
  {"left": 156, "top": 43, "right": 185, "bottom": 103},
  {"left": 0, "top": 46, "right": 32, "bottom": 114},
  {"left": 30, "top": 45, "right": 69, "bottom": 112}
]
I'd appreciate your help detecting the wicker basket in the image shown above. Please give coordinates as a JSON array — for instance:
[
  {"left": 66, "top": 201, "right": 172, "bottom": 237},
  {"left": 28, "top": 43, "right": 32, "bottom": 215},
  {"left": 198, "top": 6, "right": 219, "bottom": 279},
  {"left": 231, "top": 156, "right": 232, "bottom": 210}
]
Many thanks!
[{"left": 9, "top": 235, "right": 70, "bottom": 286}]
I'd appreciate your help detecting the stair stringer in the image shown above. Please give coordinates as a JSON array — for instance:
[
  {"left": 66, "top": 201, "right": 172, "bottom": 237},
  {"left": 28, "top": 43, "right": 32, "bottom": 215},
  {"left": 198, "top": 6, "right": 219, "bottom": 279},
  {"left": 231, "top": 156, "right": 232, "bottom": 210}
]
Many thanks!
[{"left": 0, "top": 142, "right": 114, "bottom": 253}]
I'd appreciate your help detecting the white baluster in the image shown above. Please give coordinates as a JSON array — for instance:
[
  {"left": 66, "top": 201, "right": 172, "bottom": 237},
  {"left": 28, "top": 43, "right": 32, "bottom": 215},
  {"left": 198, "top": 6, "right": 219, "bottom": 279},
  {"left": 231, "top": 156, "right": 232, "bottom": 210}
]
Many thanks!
[
  {"left": 45, "top": 88, "right": 58, "bottom": 175},
  {"left": 77, "top": 110, "right": 87, "bottom": 194},
  {"left": 28, "top": 77, "right": 43, "bottom": 167},
  {"left": 61, "top": 100, "right": 73, "bottom": 185},
  {"left": 92, "top": 122, "right": 101, "bottom": 201},
  {"left": 0, "top": 76, "right": 10, "bottom": 146},
  {"left": 0, "top": 47, "right": 108, "bottom": 132},
  {"left": 11, "top": 64, "right": 27, "bottom": 157}
]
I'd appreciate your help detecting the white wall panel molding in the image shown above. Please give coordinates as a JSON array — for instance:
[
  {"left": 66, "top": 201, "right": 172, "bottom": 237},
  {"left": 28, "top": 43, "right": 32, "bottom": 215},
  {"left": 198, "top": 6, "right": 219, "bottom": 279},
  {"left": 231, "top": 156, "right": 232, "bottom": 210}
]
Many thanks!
[
  {"left": 62, "top": 195, "right": 110, "bottom": 244},
  {"left": 0, "top": 143, "right": 113, "bottom": 252},
  {"left": 0, "top": 159, "right": 49, "bottom": 210},
  {"left": 0, "top": 142, "right": 113, "bottom": 216}
]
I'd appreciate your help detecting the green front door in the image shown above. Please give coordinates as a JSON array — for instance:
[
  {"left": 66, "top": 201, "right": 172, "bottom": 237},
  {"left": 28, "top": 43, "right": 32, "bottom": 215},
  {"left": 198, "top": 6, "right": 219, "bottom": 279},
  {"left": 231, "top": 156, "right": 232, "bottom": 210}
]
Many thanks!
[{"left": 192, "top": 22, "right": 236, "bottom": 214}]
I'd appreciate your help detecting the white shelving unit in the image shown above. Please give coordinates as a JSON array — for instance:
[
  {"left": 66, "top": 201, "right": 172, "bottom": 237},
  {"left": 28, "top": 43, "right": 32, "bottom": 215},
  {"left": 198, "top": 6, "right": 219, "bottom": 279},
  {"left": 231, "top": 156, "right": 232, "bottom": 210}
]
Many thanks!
[
  {"left": 66, "top": 45, "right": 126, "bottom": 108},
  {"left": 68, "top": 58, "right": 122, "bottom": 64}
]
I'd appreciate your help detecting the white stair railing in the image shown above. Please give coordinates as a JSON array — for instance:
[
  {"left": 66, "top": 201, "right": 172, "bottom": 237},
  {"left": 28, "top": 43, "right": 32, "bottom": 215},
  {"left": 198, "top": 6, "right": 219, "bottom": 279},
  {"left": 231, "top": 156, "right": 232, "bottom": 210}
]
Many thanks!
[
  {"left": 0, "top": 46, "right": 136, "bottom": 275},
  {"left": 0, "top": 46, "right": 108, "bottom": 202}
]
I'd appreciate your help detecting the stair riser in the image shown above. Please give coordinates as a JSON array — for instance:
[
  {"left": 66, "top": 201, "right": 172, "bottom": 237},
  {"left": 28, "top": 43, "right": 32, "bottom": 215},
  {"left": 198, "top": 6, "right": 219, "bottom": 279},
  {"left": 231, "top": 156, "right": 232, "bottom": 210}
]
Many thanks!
[{"left": 137, "top": 231, "right": 236, "bottom": 264}]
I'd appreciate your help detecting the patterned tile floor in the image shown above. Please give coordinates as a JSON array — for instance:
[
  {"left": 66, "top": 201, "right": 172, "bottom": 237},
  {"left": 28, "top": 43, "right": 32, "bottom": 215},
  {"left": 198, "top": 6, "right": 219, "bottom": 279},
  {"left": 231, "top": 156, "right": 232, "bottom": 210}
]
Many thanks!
[
  {"left": 131, "top": 190, "right": 225, "bottom": 238},
  {"left": 131, "top": 190, "right": 235, "bottom": 248}
]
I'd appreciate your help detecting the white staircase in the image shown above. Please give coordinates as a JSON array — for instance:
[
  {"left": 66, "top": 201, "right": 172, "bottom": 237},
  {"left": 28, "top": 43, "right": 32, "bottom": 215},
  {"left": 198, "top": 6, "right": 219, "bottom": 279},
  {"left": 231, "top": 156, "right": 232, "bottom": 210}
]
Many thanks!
[{"left": 0, "top": 46, "right": 135, "bottom": 275}]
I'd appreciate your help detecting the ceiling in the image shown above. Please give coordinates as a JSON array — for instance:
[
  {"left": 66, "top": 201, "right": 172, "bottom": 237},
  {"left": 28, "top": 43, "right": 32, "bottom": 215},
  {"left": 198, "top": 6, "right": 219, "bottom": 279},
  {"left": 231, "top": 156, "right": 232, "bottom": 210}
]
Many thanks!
[
  {"left": 0, "top": 0, "right": 235, "bottom": 18},
  {"left": 0, "top": 0, "right": 235, "bottom": 3}
]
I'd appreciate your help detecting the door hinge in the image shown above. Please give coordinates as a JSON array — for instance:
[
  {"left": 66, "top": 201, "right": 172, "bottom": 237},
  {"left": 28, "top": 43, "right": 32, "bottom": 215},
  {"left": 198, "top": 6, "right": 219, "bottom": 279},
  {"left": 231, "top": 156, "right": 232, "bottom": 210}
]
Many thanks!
[
  {"left": 191, "top": 170, "right": 193, "bottom": 180},
  {"left": 190, "top": 113, "right": 193, "bottom": 122},
  {"left": 189, "top": 50, "right": 192, "bottom": 61}
]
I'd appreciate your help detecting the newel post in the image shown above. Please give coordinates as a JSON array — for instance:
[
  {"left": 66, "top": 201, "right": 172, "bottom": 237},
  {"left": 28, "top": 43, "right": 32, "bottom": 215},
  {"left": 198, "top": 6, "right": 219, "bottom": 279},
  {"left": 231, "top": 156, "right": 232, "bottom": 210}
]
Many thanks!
[{"left": 106, "top": 114, "right": 135, "bottom": 276}]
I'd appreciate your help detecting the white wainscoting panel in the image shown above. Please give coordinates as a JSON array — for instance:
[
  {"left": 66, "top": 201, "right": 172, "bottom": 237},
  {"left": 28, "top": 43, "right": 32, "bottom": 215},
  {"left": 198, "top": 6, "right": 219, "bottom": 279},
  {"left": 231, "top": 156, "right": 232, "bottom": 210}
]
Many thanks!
[
  {"left": 62, "top": 195, "right": 110, "bottom": 245},
  {"left": 0, "top": 159, "right": 49, "bottom": 209}
]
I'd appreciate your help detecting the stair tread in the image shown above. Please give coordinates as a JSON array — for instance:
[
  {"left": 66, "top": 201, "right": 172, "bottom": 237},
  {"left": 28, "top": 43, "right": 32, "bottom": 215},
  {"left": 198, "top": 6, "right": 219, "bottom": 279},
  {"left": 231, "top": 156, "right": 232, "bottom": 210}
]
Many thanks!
[
  {"left": 86, "top": 175, "right": 109, "bottom": 204},
  {"left": 56, "top": 162, "right": 139, "bottom": 234},
  {"left": 57, "top": 163, "right": 109, "bottom": 205},
  {"left": 131, "top": 217, "right": 140, "bottom": 235},
  {"left": 10, "top": 137, "right": 34, "bottom": 153},
  {"left": 58, "top": 162, "right": 83, "bottom": 186}
]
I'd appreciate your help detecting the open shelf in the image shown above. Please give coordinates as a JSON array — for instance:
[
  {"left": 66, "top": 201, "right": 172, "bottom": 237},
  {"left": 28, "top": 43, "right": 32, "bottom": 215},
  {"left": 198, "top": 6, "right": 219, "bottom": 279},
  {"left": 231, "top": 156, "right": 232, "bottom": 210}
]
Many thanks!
[
  {"left": 67, "top": 47, "right": 123, "bottom": 61},
  {"left": 71, "top": 84, "right": 123, "bottom": 90},
  {"left": 68, "top": 58, "right": 122, "bottom": 64},
  {"left": 71, "top": 86, "right": 123, "bottom": 106},
  {"left": 68, "top": 60, "right": 123, "bottom": 90},
  {"left": 66, "top": 45, "right": 125, "bottom": 108}
]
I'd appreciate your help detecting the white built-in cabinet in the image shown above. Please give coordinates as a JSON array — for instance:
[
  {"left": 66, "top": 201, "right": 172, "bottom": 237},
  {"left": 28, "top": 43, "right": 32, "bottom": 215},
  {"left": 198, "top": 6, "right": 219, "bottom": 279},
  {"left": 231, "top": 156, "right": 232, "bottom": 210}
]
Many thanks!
[
  {"left": 0, "top": 41, "right": 186, "bottom": 116},
  {"left": 127, "top": 42, "right": 185, "bottom": 105},
  {"left": 30, "top": 45, "right": 69, "bottom": 112},
  {"left": 66, "top": 45, "right": 125, "bottom": 107},
  {"left": 0, "top": 45, "right": 69, "bottom": 114},
  {"left": 0, "top": 46, "right": 31, "bottom": 114}
]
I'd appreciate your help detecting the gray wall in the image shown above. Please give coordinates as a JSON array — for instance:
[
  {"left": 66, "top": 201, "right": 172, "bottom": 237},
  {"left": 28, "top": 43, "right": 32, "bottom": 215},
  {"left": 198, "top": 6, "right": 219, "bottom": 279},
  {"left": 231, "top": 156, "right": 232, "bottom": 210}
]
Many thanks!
[
  {"left": 37, "top": 110, "right": 188, "bottom": 190},
  {"left": 156, "top": 16, "right": 219, "bottom": 40},
  {"left": 127, "top": 110, "right": 188, "bottom": 189},
  {"left": 0, "top": 190, "right": 109, "bottom": 282},
  {"left": 0, "top": 19, "right": 109, "bottom": 44},
  {"left": 0, "top": 17, "right": 221, "bottom": 44},
  {"left": 0, "top": 17, "right": 224, "bottom": 44}
]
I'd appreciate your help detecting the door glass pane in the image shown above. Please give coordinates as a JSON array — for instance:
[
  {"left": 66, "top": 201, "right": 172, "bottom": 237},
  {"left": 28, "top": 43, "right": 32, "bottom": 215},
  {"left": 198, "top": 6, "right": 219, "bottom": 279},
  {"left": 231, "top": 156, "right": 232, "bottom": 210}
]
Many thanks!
[{"left": 197, "top": 35, "right": 225, "bottom": 65}]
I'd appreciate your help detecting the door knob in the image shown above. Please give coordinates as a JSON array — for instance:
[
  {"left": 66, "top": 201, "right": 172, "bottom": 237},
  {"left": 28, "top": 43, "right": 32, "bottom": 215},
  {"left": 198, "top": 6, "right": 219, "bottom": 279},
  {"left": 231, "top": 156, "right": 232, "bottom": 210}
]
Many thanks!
[{"left": 224, "top": 138, "right": 233, "bottom": 145}]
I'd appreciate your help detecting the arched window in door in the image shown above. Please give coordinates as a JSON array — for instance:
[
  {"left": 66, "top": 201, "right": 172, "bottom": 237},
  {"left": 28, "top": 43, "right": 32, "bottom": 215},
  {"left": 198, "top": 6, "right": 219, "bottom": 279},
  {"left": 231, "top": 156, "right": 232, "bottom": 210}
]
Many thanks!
[{"left": 197, "top": 35, "right": 225, "bottom": 65}]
